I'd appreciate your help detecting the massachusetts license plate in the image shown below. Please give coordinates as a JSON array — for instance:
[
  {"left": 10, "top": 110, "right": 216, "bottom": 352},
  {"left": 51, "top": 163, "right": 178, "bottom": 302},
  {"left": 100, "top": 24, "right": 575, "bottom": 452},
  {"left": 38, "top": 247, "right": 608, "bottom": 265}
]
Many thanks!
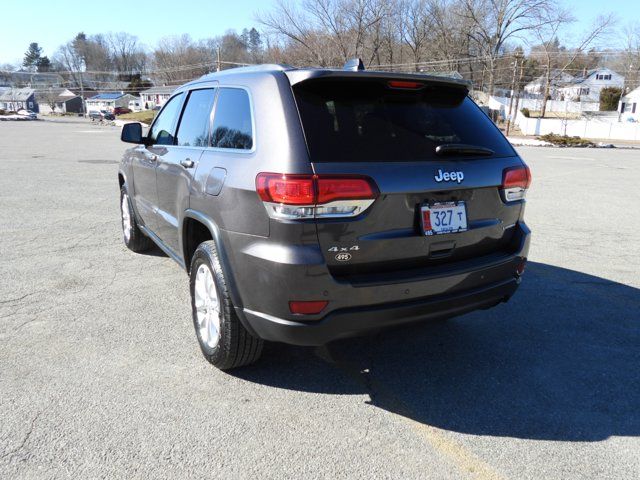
[{"left": 421, "top": 202, "right": 468, "bottom": 235}]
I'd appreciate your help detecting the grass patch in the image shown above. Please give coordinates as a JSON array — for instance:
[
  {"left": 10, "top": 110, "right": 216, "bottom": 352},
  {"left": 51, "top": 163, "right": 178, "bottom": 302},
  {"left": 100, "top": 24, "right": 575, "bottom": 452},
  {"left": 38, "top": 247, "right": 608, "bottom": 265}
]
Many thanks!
[
  {"left": 538, "top": 133, "right": 595, "bottom": 147},
  {"left": 118, "top": 110, "right": 156, "bottom": 125}
]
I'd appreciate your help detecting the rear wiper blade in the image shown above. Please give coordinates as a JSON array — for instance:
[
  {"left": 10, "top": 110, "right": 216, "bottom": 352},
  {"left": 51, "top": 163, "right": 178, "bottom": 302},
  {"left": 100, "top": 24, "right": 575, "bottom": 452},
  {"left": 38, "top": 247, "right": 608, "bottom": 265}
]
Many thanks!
[{"left": 435, "top": 144, "right": 494, "bottom": 156}]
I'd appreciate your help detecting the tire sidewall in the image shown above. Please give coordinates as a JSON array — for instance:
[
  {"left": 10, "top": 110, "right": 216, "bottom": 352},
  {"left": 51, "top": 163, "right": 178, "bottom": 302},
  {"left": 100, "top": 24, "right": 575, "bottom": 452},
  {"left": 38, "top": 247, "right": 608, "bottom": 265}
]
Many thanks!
[
  {"left": 190, "top": 244, "right": 227, "bottom": 361},
  {"left": 120, "top": 186, "right": 134, "bottom": 248}
]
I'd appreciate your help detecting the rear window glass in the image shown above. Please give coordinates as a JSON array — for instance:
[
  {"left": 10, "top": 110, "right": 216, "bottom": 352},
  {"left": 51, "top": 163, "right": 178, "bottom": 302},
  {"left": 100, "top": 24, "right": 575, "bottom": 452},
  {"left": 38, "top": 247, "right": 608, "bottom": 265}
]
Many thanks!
[
  {"left": 211, "top": 88, "right": 253, "bottom": 150},
  {"left": 293, "top": 79, "right": 515, "bottom": 162}
]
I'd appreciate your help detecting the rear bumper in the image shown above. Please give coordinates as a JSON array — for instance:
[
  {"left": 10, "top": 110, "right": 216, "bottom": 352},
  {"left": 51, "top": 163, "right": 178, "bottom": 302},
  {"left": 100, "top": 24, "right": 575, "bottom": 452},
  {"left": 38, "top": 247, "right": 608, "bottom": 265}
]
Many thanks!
[
  {"left": 233, "top": 221, "right": 530, "bottom": 346},
  {"left": 242, "top": 276, "right": 520, "bottom": 346}
]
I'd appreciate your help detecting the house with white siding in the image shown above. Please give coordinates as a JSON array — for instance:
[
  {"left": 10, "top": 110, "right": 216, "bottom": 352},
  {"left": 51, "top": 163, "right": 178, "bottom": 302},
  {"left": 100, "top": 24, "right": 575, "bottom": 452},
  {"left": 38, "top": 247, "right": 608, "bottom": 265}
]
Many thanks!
[
  {"left": 140, "top": 86, "right": 175, "bottom": 109},
  {"left": 557, "top": 68, "right": 624, "bottom": 102},
  {"left": 86, "top": 93, "right": 139, "bottom": 113},
  {"left": 618, "top": 86, "right": 640, "bottom": 122}
]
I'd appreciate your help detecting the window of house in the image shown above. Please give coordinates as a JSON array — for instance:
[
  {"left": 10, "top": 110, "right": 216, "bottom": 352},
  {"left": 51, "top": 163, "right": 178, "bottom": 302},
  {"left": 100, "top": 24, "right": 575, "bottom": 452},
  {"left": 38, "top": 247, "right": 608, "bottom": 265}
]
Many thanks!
[
  {"left": 149, "top": 92, "right": 185, "bottom": 145},
  {"left": 211, "top": 88, "right": 253, "bottom": 150},
  {"left": 176, "top": 89, "right": 216, "bottom": 147}
]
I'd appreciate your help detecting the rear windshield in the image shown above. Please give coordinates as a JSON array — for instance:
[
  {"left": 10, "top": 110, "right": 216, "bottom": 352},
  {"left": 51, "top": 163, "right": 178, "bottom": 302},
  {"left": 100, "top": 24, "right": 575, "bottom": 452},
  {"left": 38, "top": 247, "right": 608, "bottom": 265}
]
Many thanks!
[{"left": 292, "top": 79, "right": 515, "bottom": 162}]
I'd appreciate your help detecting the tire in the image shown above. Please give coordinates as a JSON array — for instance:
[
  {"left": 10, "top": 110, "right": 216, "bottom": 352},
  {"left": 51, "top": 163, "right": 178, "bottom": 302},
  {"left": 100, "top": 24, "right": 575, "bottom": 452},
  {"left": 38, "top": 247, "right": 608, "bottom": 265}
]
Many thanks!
[
  {"left": 190, "top": 240, "right": 263, "bottom": 370},
  {"left": 120, "top": 185, "right": 152, "bottom": 253}
]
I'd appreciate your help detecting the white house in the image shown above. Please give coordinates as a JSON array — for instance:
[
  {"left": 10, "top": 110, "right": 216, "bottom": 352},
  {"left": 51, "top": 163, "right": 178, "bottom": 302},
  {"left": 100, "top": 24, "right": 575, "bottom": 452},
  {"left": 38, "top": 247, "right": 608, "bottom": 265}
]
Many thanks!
[
  {"left": 618, "top": 86, "right": 640, "bottom": 122},
  {"left": 140, "top": 86, "right": 175, "bottom": 110},
  {"left": 558, "top": 68, "right": 624, "bottom": 102},
  {"left": 36, "top": 88, "right": 84, "bottom": 114},
  {"left": 86, "top": 93, "right": 139, "bottom": 113},
  {"left": 524, "top": 70, "right": 574, "bottom": 98}
]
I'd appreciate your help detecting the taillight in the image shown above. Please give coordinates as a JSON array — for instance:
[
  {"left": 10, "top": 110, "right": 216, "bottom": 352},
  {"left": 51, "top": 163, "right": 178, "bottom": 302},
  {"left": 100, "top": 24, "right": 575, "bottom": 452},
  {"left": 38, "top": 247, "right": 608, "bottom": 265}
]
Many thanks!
[
  {"left": 256, "top": 173, "right": 378, "bottom": 219},
  {"left": 256, "top": 174, "right": 314, "bottom": 205},
  {"left": 501, "top": 165, "right": 531, "bottom": 202}
]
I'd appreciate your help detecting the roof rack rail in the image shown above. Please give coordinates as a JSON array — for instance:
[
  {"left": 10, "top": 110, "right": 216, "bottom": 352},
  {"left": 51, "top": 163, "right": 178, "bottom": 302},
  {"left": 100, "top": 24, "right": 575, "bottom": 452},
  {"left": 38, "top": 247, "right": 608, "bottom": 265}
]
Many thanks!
[{"left": 343, "top": 58, "right": 365, "bottom": 71}]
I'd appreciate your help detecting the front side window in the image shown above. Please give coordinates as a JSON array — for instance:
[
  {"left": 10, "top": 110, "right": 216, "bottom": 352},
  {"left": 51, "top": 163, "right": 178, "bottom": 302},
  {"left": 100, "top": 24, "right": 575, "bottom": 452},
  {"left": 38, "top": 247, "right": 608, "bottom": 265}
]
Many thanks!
[
  {"left": 149, "top": 92, "right": 184, "bottom": 145},
  {"left": 211, "top": 88, "right": 253, "bottom": 150},
  {"left": 176, "top": 89, "right": 216, "bottom": 147}
]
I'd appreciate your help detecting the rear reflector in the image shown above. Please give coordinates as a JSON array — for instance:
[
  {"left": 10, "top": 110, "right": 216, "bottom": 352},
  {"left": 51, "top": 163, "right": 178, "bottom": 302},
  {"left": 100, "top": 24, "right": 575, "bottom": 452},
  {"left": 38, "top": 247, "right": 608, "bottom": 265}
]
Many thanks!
[
  {"left": 289, "top": 300, "right": 328, "bottom": 315},
  {"left": 501, "top": 165, "right": 531, "bottom": 202},
  {"left": 256, "top": 173, "right": 378, "bottom": 219},
  {"left": 516, "top": 258, "right": 527, "bottom": 276},
  {"left": 388, "top": 80, "right": 424, "bottom": 89}
]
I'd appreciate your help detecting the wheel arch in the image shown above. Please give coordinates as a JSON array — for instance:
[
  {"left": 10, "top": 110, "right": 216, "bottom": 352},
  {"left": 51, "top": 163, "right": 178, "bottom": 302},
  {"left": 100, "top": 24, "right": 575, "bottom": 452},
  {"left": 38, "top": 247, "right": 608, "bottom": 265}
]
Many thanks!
[{"left": 181, "top": 210, "right": 249, "bottom": 325}]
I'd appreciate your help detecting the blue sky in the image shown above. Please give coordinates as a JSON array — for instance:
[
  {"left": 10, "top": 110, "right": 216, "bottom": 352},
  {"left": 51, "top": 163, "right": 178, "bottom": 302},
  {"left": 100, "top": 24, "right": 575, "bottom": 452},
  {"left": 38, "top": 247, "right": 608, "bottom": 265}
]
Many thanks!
[{"left": 0, "top": 0, "right": 636, "bottom": 65}]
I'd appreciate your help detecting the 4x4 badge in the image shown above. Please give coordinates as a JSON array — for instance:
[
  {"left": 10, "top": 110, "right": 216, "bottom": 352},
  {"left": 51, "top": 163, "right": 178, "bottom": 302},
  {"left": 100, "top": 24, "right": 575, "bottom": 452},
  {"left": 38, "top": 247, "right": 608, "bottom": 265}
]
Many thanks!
[{"left": 434, "top": 169, "right": 464, "bottom": 183}]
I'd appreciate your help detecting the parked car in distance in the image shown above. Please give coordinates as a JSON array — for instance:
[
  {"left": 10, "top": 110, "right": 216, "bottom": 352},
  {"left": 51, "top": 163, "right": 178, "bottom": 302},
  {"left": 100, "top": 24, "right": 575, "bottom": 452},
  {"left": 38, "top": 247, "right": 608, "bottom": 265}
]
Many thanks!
[
  {"left": 113, "top": 107, "right": 132, "bottom": 116},
  {"left": 89, "top": 110, "right": 115, "bottom": 121},
  {"left": 118, "top": 61, "right": 531, "bottom": 370},
  {"left": 17, "top": 109, "right": 37, "bottom": 119}
]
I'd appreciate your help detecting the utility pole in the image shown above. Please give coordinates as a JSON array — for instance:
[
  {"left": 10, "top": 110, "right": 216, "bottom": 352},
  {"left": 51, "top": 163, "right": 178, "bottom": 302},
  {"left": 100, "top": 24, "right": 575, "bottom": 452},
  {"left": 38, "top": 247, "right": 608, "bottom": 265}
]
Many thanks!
[
  {"left": 505, "top": 54, "right": 521, "bottom": 137},
  {"left": 216, "top": 47, "right": 221, "bottom": 72}
]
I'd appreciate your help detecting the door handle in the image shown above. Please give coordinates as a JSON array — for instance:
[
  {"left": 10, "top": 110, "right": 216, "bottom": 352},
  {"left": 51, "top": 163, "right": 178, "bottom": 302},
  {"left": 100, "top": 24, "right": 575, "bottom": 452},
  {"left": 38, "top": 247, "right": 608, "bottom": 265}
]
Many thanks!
[{"left": 180, "top": 158, "right": 194, "bottom": 168}]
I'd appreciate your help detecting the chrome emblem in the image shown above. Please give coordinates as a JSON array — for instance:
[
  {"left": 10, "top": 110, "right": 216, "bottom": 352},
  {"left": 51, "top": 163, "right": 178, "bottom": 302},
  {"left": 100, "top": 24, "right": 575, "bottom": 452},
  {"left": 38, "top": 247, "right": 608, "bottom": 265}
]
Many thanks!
[
  {"left": 335, "top": 253, "right": 352, "bottom": 262},
  {"left": 434, "top": 169, "right": 464, "bottom": 184}
]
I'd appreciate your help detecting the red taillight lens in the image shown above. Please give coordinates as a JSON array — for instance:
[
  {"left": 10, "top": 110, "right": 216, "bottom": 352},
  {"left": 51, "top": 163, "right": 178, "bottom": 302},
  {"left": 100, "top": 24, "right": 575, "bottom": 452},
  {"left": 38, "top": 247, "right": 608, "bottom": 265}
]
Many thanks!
[
  {"left": 256, "top": 173, "right": 378, "bottom": 206},
  {"left": 317, "top": 177, "right": 378, "bottom": 203},
  {"left": 256, "top": 173, "right": 315, "bottom": 205},
  {"left": 388, "top": 80, "right": 424, "bottom": 89},
  {"left": 502, "top": 166, "right": 531, "bottom": 189},
  {"left": 289, "top": 300, "right": 328, "bottom": 315},
  {"left": 501, "top": 165, "right": 531, "bottom": 202}
]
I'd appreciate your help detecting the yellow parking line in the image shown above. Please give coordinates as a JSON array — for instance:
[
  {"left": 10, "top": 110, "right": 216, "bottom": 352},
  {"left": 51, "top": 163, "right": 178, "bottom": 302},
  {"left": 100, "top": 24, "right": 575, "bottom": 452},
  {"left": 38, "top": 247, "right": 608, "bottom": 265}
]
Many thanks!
[{"left": 316, "top": 346, "right": 506, "bottom": 480}]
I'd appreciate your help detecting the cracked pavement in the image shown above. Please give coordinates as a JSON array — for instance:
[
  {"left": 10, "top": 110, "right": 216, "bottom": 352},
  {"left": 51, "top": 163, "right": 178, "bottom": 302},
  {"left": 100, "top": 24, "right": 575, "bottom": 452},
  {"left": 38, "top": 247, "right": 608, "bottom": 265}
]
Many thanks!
[{"left": 1, "top": 119, "right": 639, "bottom": 479}]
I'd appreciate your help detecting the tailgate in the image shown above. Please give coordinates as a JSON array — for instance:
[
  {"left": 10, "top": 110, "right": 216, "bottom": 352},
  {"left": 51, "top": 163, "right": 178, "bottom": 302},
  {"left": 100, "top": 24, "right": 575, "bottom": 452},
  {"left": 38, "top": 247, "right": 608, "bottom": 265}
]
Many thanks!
[{"left": 291, "top": 76, "right": 526, "bottom": 277}]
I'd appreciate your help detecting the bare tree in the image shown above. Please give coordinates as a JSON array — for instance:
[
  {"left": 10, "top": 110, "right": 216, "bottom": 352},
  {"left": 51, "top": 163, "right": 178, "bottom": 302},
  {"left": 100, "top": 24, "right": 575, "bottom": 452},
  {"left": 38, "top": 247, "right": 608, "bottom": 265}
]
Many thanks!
[
  {"left": 107, "top": 32, "right": 147, "bottom": 78},
  {"left": 53, "top": 37, "right": 87, "bottom": 113},
  {"left": 258, "top": 0, "right": 386, "bottom": 67},
  {"left": 153, "top": 35, "right": 212, "bottom": 84},
  {"left": 399, "top": 0, "right": 433, "bottom": 70},
  {"left": 533, "top": 13, "right": 614, "bottom": 116},
  {"left": 458, "top": 0, "right": 559, "bottom": 95}
]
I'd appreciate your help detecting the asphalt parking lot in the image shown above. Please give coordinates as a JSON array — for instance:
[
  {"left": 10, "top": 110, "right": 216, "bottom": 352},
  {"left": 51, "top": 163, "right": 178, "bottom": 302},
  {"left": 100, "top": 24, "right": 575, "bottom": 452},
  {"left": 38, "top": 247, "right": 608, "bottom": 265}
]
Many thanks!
[{"left": 1, "top": 119, "right": 639, "bottom": 479}]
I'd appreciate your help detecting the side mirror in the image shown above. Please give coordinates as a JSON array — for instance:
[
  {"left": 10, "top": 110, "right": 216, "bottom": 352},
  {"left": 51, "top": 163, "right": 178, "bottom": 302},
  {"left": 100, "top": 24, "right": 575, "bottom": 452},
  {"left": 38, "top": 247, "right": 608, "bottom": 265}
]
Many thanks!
[{"left": 121, "top": 122, "right": 144, "bottom": 144}]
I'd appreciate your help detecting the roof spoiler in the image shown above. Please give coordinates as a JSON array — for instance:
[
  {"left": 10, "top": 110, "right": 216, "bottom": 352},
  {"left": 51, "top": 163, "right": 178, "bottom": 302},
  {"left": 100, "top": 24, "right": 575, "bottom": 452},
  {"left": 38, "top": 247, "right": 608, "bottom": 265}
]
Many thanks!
[{"left": 343, "top": 58, "right": 365, "bottom": 71}]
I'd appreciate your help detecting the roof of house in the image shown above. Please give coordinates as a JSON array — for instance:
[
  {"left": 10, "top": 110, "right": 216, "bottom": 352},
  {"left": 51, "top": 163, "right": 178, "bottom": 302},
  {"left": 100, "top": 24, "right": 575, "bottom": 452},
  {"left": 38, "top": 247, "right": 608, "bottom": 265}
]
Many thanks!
[
  {"left": 622, "top": 86, "right": 640, "bottom": 101},
  {"left": 87, "top": 93, "right": 130, "bottom": 101},
  {"left": 140, "top": 85, "right": 177, "bottom": 95},
  {"left": 566, "top": 68, "right": 622, "bottom": 86},
  {"left": 34, "top": 89, "right": 80, "bottom": 103},
  {"left": 0, "top": 88, "right": 35, "bottom": 101},
  {"left": 525, "top": 70, "right": 574, "bottom": 88}
]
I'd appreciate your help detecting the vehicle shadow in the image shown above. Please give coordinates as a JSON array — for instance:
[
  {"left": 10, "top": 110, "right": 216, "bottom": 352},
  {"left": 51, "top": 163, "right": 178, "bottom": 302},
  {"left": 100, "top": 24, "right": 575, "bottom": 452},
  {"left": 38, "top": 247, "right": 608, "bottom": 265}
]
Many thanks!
[{"left": 233, "top": 262, "right": 640, "bottom": 441}]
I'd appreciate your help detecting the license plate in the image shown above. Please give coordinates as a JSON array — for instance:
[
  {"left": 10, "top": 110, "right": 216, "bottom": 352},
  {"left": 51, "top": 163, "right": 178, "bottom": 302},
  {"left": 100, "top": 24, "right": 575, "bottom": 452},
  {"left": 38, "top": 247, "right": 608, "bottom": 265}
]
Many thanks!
[{"left": 421, "top": 202, "right": 468, "bottom": 235}]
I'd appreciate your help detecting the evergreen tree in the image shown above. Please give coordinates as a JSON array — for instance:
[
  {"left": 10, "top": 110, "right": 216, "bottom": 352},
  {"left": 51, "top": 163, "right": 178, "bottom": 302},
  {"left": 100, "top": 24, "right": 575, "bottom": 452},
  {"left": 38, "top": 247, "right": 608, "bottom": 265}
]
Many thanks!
[
  {"left": 23, "top": 43, "right": 43, "bottom": 70},
  {"left": 36, "top": 56, "right": 51, "bottom": 72}
]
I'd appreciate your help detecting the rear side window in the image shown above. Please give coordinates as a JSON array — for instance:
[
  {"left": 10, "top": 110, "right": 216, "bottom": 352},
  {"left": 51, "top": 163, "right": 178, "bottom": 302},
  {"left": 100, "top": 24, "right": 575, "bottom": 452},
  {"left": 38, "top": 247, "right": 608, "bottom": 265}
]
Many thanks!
[
  {"left": 293, "top": 80, "right": 515, "bottom": 162},
  {"left": 211, "top": 88, "right": 253, "bottom": 150},
  {"left": 149, "top": 93, "right": 184, "bottom": 145},
  {"left": 176, "top": 89, "right": 216, "bottom": 147}
]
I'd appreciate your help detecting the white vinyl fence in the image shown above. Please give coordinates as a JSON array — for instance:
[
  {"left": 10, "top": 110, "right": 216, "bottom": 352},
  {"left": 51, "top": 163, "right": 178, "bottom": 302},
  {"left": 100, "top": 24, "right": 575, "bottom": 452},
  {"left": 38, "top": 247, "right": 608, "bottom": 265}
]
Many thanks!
[
  {"left": 515, "top": 111, "right": 640, "bottom": 141},
  {"left": 488, "top": 96, "right": 600, "bottom": 115}
]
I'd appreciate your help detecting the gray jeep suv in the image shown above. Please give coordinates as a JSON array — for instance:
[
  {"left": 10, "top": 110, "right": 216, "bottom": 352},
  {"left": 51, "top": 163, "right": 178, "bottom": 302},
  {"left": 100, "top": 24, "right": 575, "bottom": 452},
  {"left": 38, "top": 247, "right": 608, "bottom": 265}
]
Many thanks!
[{"left": 118, "top": 63, "right": 531, "bottom": 369}]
